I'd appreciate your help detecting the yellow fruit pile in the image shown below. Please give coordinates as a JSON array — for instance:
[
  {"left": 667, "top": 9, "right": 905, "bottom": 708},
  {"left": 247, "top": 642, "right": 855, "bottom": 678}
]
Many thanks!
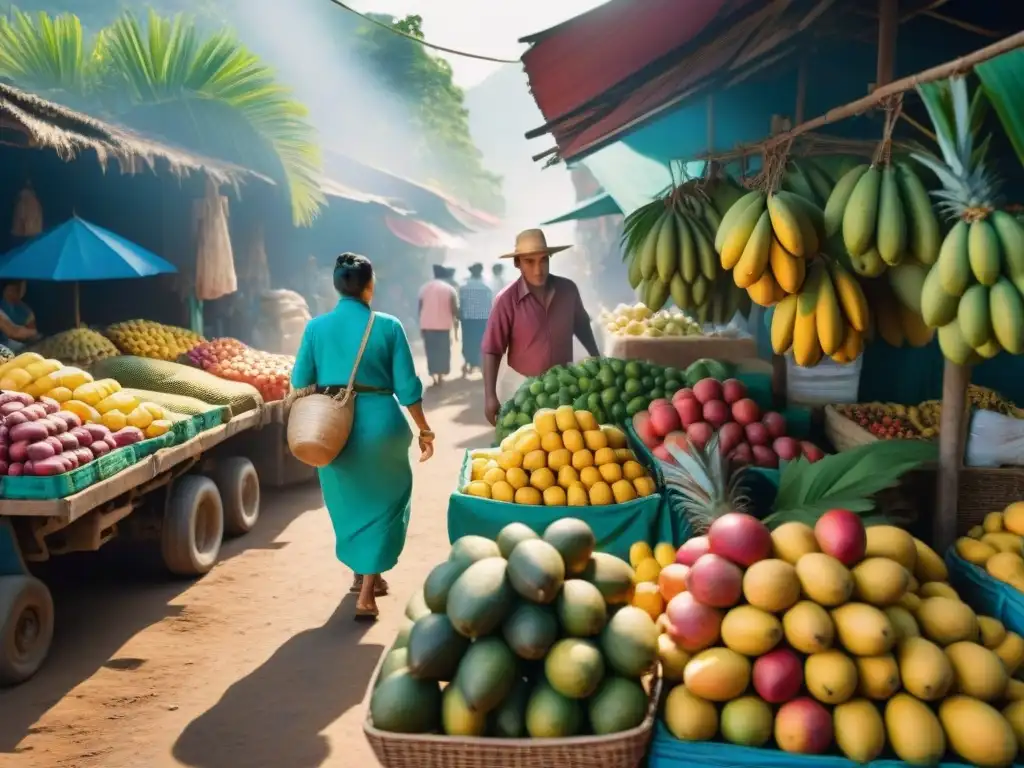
[
  {"left": 956, "top": 502, "right": 1024, "bottom": 592},
  {"left": 626, "top": 541, "right": 686, "bottom": 619},
  {"left": 0, "top": 352, "right": 171, "bottom": 438},
  {"left": 657, "top": 522, "right": 1024, "bottom": 766},
  {"left": 29, "top": 327, "right": 120, "bottom": 368},
  {"left": 462, "top": 406, "right": 656, "bottom": 507},
  {"left": 106, "top": 320, "right": 204, "bottom": 361}
]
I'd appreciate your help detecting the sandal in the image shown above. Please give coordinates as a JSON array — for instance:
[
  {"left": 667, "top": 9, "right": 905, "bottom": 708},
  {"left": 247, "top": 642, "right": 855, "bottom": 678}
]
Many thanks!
[
  {"left": 350, "top": 575, "right": 390, "bottom": 596},
  {"left": 354, "top": 604, "right": 379, "bottom": 622}
]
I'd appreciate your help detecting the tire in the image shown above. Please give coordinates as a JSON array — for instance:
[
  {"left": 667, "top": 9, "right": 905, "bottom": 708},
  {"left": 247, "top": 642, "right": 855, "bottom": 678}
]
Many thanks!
[
  {"left": 211, "top": 457, "right": 260, "bottom": 537},
  {"left": 161, "top": 474, "right": 224, "bottom": 577},
  {"left": 0, "top": 575, "right": 54, "bottom": 686}
]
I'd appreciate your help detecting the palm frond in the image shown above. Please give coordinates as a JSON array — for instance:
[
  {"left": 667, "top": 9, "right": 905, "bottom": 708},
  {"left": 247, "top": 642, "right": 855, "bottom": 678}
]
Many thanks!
[{"left": 0, "top": 8, "right": 96, "bottom": 97}]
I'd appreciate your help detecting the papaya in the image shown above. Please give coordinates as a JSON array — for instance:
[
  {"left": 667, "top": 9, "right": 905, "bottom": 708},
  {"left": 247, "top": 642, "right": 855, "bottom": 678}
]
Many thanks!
[
  {"left": 375, "top": 647, "right": 409, "bottom": 688},
  {"left": 407, "top": 613, "right": 470, "bottom": 681},
  {"left": 496, "top": 522, "right": 539, "bottom": 559},
  {"left": 446, "top": 557, "right": 516, "bottom": 639},
  {"left": 488, "top": 678, "right": 531, "bottom": 737},
  {"left": 587, "top": 677, "right": 648, "bottom": 735},
  {"left": 507, "top": 539, "right": 566, "bottom": 604},
  {"left": 442, "top": 683, "right": 487, "bottom": 736},
  {"left": 454, "top": 637, "right": 518, "bottom": 714},
  {"left": 581, "top": 552, "right": 636, "bottom": 605},
  {"left": 557, "top": 579, "right": 608, "bottom": 637},
  {"left": 405, "top": 589, "right": 431, "bottom": 622},
  {"left": 423, "top": 560, "right": 469, "bottom": 614},
  {"left": 502, "top": 603, "right": 559, "bottom": 660},
  {"left": 545, "top": 638, "right": 606, "bottom": 699},
  {"left": 394, "top": 616, "right": 414, "bottom": 649},
  {"left": 525, "top": 680, "right": 583, "bottom": 738},
  {"left": 369, "top": 669, "right": 442, "bottom": 733},
  {"left": 543, "top": 517, "right": 597, "bottom": 574},
  {"left": 449, "top": 535, "right": 501, "bottom": 567},
  {"left": 600, "top": 605, "right": 658, "bottom": 678}
]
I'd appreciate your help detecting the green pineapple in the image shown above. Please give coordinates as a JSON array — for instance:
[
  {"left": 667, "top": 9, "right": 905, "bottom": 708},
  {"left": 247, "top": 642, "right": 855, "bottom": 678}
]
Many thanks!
[
  {"left": 912, "top": 76, "right": 1024, "bottom": 361},
  {"left": 661, "top": 434, "right": 750, "bottom": 534}
]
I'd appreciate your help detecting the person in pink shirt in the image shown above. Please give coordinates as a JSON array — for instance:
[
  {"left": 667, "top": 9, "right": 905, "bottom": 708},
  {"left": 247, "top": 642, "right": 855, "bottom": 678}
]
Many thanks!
[
  {"left": 482, "top": 229, "right": 600, "bottom": 425},
  {"left": 419, "top": 264, "right": 459, "bottom": 386}
]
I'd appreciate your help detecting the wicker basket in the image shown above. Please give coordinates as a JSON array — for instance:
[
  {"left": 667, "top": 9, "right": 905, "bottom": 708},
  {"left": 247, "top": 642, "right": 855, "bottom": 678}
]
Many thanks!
[
  {"left": 823, "top": 405, "right": 876, "bottom": 452},
  {"left": 956, "top": 467, "right": 1024, "bottom": 533},
  {"left": 286, "top": 390, "right": 353, "bottom": 467},
  {"left": 363, "top": 652, "right": 662, "bottom": 768}
]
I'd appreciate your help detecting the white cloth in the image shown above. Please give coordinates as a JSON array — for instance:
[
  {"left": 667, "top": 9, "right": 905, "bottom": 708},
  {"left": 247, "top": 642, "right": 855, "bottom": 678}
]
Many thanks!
[{"left": 497, "top": 363, "right": 528, "bottom": 404}]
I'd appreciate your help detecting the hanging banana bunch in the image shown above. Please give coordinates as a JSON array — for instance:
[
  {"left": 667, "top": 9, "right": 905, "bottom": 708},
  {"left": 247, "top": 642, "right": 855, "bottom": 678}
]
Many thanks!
[
  {"left": 622, "top": 176, "right": 747, "bottom": 320},
  {"left": 770, "top": 258, "right": 870, "bottom": 366},
  {"left": 863, "top": 276, "right": 934, "bottom": 349},
  {"left": 779, "top": 157, "right": 838, "bottom": 209},
  {"left": 823, "top": 160, "right": 941, "bottom": 273}
]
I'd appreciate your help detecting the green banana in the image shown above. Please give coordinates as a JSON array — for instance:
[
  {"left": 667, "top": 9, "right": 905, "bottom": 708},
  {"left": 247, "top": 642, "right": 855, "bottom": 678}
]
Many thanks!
[
  {"left": 647, "top": 278, "right": 670, "bottom": 311},
  {"left": 693, "top": 222, "right": 718, "bottom": 282},
  {"left": 937, "top": 319, "right": 980, "bottom": 365},
  {"left": 801, "top": 160, "right": 836, "bottom": 207},
  {"left": 639, "top": 210, "right": 669, "bottom": 279},
  {"left": 677, "top": 214, "right": 698, "bottom": 283},
  {"left": 921, "top": 263, "right": 960, "bottom": 328},
  {"left": 956, "top": 283, "right": 992, "bottom": 348},
  {"left": 896, "top": 162, "right": 941, "bottom": 265},
  {"left": 824, "top": 164, "right": 869, "bottom": 237},
  {"left": 936, "top": 220, "right": 971, "bottom": 297},
  {"left": 670, "top": 273, "right": 691, "bottom": 310},
  {"left": 876, "top": 166, "right": 907, "bottom": 265},
  {"left": 654, "top": 207, "right": 680, "bottom": 283},
  {"left": 990, "top": 277, "right": 1024, "bottom": 355},
  {"left": 843, "top": 165, "right": 882, "bottom": 256},
  {"left": 968, "top": 218, "right": 1001, "bottom": 287}
]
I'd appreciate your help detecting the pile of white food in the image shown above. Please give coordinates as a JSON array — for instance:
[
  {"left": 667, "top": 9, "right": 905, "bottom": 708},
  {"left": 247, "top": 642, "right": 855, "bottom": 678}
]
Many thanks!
[{"left": 598, "top": 303, "right": 704, "bottom": 338}]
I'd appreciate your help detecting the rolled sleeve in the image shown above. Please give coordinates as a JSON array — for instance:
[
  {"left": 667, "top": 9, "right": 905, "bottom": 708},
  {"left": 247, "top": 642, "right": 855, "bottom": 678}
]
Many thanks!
[
  {"left": 481, "top": 294, "right": 512, "bottom": 356},
  {"left": 391, "top": 319, "right": 424, "bottom": 406}
]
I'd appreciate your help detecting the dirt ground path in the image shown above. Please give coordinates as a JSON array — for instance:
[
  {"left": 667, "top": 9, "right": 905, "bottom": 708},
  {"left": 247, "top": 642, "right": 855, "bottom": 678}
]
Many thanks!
[{"left": 0, "top": 363, "right": 492, "bottom": 768}]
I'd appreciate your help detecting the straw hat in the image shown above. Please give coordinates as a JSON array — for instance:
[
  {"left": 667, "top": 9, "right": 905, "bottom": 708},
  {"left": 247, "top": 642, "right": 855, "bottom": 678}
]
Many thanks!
[{"left": 499, "top": 228, "right": 570, "bottom": 259}]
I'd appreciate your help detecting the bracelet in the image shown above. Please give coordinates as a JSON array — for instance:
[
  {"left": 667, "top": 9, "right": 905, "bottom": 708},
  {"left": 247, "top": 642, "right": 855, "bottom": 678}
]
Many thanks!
[{"left": 419, "top": 430, "right": 435, "bottom": 441}]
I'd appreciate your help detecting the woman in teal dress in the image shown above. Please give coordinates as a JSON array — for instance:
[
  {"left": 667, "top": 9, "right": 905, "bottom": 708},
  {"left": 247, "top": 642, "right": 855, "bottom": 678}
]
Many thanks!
[{"left": 291, "top": 253, "right": 435, "bottom": 619}]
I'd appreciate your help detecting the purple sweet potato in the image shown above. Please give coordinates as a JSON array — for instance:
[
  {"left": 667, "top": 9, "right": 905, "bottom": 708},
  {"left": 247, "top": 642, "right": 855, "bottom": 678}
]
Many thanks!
[
  {"left": 38, "top": 396, "right": 59, "bottom": 414},
  {"left": 0, "top": 444, "right": 8, "bottom": 462},
  {"left": 7, "top": 461, "right": 23, "bottom": 476},
  {"left": 47, "top": 414, "right": 69, "bottom": 433},
  {"left": 103, "top": 435, "right": 118, "bottom": 451},
  {"left": 70, "top": 427, "right": 93, "bottom": 447},
  {"left": 56, "top": 411, "right": 82, "bottom": 430},
  {"left": 38, "top": 418, "right": 58, "bottom": 437},
  {"left": 56, "top": 432, "right": 79, "bottom": 452},
  {"left": 4, "top": 410, "right": 28, "bottom": 427},
  {"left": 21, "top": 404, "right": 47, "bottom": 421},
  {"left": 0, "top": 460, "right": 9, "bottom": 476},
  {"left": 9, "top": 421, "right": 49, "bottom": 444},
  {"left": 72, "top": 447, "right": 93, "bottom": 465},
  {"left": 0, "top": 391, "right": 30, "bottom": 406},
  {"left": 44, "top": 435, "right": 63, "bottom": 454},
  {"left": 111, "top": 427, "right": 145, "bottom": 447},
  {"left": 59, "top": 451, "right": 79, "bottom": 470},
  {"left": 83, "top": 423, "right": 110, "bottom": 441},
  {"left": 8, "top": 440, "right": 29, "bottom": 463},
  {"left": 0, "top": 401, "right": 25, "bottom": 417},
  {"left": 89, "top": 440, "right": 110, "bottom": 458},
  {"left": 32, "top": 457, "right": 67, "bottom": 476},
  {"left": 25, "top": 441, "right": 56, "bottom": 462}
]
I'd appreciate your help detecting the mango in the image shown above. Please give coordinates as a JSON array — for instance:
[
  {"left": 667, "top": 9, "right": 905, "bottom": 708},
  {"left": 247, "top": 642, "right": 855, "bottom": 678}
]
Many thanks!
[
  {"left": 573, "top": 410, "right": 598, "bottom": 431},
  {"left": 898, "top": 636, "right": 953, "bottom": 701},
  {"left": 917, "top": 581, "right": 960, "bottom": 601},
  {"left": 912, "top": 537, "right": 949, "bottom": 583},
  {"left": 940, "top": 696, "right": 1018, "bottom": 767},
  {"left": 944, "top": 641, "right": 1008, "bottom": 701},
  {"left": 1006, "top": 679, "right": 1024, "bottom": 702},
  {"left": 719, "top": 696, "right": 773, "bottom": 747},
  {"left": 983, "top": 511, "right": 1006, "bottom": 533},
  {"left": 663, "top": 684, "right": 717, "bottom": 741},
  {"left": 915, "top": 596, "right": 979, "bottom": 645},
  {"left": 979, "top": 616, "right": 1008, "bottom": 649},
  {"left": 995, "top": 631, "right": 1024, "bottom": 675},
  {"left": 855, "top": 654, "right": 900, "bottom": 700},
  {"left": 850, "top": 557, "right": 909, "bottom": 606},
  {"left": 833, "top": 698, "right": 886, "bottom": 763},
  {"left": 742, "top": 559, "right": 800, "bottom": 613},
  {"left": 864, "top": 525, "right": 917, "bottom": 570},
  {"left": 1004, "top": 699, "right": 1024, "bottom": 752},
  {"left": 552, "top": 405, "right": 578, "bottom": 433},
  {"left": 795, "top": 553, "right": 853, "bottom": 607},
  {"left": 831, "top": 603, "right": 895, "bottom": 656},
  {"left": 987, "top": 551, "right": 1024, "bottom": 591},
  {"left": 770, "top": 522, "right": 820, "bottom": 565},
  {"left": 884, "top": 606, "right": 920, "bottom": 642},
  {"left": 982, "top": 532, "right": 1024, "bottom": 555},
  {"left": 956, "top": 536, "right": 998, "bottom": 566},
  {"left": 783, "top": 601, "right": 834, "bottom": 654},
  {"left": 967, "top": 525, "right": 985, "bottom": 538},
  {"left": 720, "top": 606, "right": 783, "bottom": 657},
  {"left": 804, "top": 650, "right": 857, "bottom": 705},
  {"left": 898, "top": 592, "right": 922, "bottom": 612},
  {"left": 885, "top": 693, "right": 946, "bottom": 765},
  {"left": 683, "top": 648, "right": 751, "bottom": 702},
  {"left": 1004, "top": 502, "right": 1024, "bottom": 536},
  {"left": 532, "top": 408, "right": 557, "bottom": 435},
  {"left": 657, "top": 634, "right": 690, "bottom": 682}
]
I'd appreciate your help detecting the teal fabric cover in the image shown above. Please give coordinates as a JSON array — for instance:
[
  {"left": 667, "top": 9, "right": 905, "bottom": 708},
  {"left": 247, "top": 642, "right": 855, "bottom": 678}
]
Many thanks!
[{"left": 946, "top": 548, "right": 1024, "bottom": 636}]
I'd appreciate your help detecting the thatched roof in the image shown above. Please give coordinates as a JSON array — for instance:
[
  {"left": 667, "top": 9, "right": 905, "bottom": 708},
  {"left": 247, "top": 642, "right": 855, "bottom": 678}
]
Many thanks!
[{"left": 0, "top": 81, "right": 272, "bottom": 186}]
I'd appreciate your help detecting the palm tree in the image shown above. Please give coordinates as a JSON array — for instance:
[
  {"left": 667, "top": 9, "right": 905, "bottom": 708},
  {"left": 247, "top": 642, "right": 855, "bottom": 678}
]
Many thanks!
[{"left": 0, "top": 8, "right": 323, "bottom": 225}]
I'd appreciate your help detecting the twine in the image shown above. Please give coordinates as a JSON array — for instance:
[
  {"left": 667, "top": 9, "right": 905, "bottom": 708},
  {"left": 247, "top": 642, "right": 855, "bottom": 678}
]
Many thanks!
[{"left": 872, "top": 94, "right": 904, "bottom": 166}]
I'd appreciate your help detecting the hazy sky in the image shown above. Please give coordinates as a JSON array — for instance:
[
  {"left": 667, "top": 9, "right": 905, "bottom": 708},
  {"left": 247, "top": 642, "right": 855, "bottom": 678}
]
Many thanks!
[{"left": 353, "top": 0, "right": 607, "bottom": 87}]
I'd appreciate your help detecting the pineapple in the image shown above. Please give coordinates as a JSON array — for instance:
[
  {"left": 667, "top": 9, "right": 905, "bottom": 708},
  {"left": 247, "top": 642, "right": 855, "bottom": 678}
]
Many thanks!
[
  {"left": 660, "top": 434, "right": 750, "bottom": 533},
  {"left": 912, "top": 76, "right": 1024, "bottom": 362}
]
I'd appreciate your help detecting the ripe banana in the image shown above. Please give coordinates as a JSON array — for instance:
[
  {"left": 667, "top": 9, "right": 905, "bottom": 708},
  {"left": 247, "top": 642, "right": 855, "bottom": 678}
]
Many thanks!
[
  {"left": 792, "top": 263, "right": 824, "bottom": 366},
  {"left": 733, "top": 211, "right": 773, "bottom": 288},
  {"left": 815, "top": 265, "right": 845, "bottom": 355},
  {"left": 747, "top": 270, "right": 782, "bottom": 307},
  {"left": 899, "top": 304, "right": 934, "bottom": 348},
  {"left": 767, "top": 193, "right": 805, "bottom": 257},
  {"left": 771, "top": 294, "right": 799, "bottom": 353},
  {"left": 720, "top": 193, "right": 767, "bottom": 270},
  {"left": 830, "top": 261, "right": 870, "bottom": 333},
  {"left": 715, "top": 190, "right": 763, "bottom": 253},
  {"left": 770, "top": 237, "right": 806, "bottom": 293}
]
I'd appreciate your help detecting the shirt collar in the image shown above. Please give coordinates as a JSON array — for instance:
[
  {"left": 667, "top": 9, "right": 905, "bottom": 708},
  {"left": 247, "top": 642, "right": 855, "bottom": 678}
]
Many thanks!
[{"left": 515, "top": 275, "right": 557, "bottom": 303}]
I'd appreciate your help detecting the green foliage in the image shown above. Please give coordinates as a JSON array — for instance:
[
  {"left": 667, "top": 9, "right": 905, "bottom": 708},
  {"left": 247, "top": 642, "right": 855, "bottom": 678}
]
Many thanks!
[
  {"left": 763, "top": 440, "right": 938, "bottom": 528},
  {"left": 976, "top": 49, "right": 1024, "bottom": 170},
  {"left": 0, "top": 6, "right": 322, "bottom": 225},
  {"left": 356, "top": 13, "right": 503, "bottom": 214}
]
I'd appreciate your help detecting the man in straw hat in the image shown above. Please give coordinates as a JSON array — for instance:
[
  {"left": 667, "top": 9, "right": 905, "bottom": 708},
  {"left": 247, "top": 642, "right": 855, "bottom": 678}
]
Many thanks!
[{"left": 481, "top": 228, "right": 600, "bottom": 425}]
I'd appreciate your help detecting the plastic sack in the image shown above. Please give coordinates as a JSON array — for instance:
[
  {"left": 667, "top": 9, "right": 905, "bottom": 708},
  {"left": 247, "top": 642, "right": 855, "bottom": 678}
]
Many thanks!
[
  {"left": 193, "top": 179, "right": 237, "bottom": 301},
  {"left": 786, "top": 355, "right": 863, "bottom": 407},
  {"left": 965, "top": 408, "right": 1024, "bottom": 467}
]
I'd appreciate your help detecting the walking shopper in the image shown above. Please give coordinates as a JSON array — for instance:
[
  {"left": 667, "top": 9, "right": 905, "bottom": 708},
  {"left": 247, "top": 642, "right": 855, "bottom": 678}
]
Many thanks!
[
  {"left": 291, "top": 253, "right": 435, "bottom": 620},
  {"left": 419, "top": 264, "right": 459, "bottom": 385},
  {"left": 481, "top": 229, "right": 600, "bottom": 426},
  {"left": 458, "top": 263, "right": 493, "bottom": 376},
  {"left": 490, "top": 262, "right": 507, "bottom": 296}
]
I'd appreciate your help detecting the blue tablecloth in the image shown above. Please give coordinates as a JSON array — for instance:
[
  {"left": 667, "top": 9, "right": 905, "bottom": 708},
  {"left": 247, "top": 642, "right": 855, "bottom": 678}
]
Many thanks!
[{"left": 946, "top": 548, "right": 1024, "bottom": 635}]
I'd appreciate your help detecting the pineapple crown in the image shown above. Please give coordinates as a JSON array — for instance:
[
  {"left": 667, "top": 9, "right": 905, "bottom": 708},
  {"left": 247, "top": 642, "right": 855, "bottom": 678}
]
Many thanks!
[
  {"left": 911, "top": 75, "right": 1001, "bottom": 219},
  {"left": 662, "top": 433, "right": 750, "bottom": 534}
]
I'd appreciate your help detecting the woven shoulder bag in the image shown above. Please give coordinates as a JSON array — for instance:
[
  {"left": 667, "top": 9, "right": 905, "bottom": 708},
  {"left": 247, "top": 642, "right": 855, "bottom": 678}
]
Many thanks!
[{"left": 287, "top": 313, "right": 376, "bottom": 467}]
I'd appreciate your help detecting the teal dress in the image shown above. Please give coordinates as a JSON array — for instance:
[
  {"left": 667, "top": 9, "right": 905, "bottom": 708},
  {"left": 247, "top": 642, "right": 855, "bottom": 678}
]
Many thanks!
[{"left": 291, "top": 297, "right": 424, "bottom": 575}]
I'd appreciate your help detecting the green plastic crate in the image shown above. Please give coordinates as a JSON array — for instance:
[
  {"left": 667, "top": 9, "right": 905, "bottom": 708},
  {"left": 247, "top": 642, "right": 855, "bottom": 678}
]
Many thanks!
[
  {"left": 131, "top": 431, "right": 174, "bottom": 459},
  {"left": 0, "top": 443, "right": 136, "bottom": 500}
]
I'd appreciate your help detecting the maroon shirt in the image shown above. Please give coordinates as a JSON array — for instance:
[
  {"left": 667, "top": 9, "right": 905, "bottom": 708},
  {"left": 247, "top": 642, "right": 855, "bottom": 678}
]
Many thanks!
[{"left": 482, "top": 275, "right": 590, "bottom": 376}]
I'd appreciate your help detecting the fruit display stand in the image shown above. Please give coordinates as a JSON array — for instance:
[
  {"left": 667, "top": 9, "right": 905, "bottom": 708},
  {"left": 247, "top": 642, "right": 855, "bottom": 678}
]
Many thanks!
[
  {"left": 447, "top": 447, "right": 675, "bottom": 562},
  {"left": 946, "top": 549, "right": 1024, "bottom": 640},
  {"left": 603, "top": 334, "right": 758, "bottom": 371},
  {"left": 0, "top": 405, "right": 269, "bottom": 685}
]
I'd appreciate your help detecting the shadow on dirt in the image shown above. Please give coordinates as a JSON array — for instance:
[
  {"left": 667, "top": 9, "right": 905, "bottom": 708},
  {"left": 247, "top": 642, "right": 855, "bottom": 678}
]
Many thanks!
[
  {"left": 0, "top": 483, "right": 323, "bottom": 754},
  {"left": 171, "top": 593, "right": 381, "bottom": 768}
]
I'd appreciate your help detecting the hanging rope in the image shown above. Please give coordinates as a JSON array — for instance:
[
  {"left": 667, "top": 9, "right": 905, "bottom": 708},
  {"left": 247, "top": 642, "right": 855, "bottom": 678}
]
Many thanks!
[{"left": 872, "top": 94, "right": 905, "bottom": 167}]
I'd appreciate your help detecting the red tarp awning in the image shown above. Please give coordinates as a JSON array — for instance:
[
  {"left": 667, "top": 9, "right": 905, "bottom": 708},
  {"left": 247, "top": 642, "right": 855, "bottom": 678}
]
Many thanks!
[
  {"left": 521, "top": 0, "right": 756, "bottom": 162},
  {"left": 385, "top": 215, "right": 465, "bottom": 250}
]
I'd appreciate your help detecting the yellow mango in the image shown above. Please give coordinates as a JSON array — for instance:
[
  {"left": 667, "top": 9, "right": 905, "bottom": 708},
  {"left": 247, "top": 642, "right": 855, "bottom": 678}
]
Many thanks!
[
  {"left": 96, "top": 391, "right": 138, "bottom": 415},
  {"left": 140, "top": 401, "right": 164, "bottom": 419},
  {"left": 126, "top": 406, "right": 154, "bottom": 429},
  {"left": 983, "top": 511, "right": 1005, "bottom": 533},
  {"left": 101, "top": 410, "right": 127, "bottom": 431},
  {"left": 956, "top": 537, "right": 998, "bottom": 566},
  {"left": 981, "top": 532, "right": 1024, "bottom": 555},
  {"left": 0, "top": 352, "right": 43, "bottom": 378},
  {"left": 73, "top": 382, "right": 103, "bottom": 406},
  {"left": 145, "top": 420, "right": 172, "bottom": 438},
  {"left": 23, "top": 359, "right": 62, "bottom": 380},
  {"left": 0, "top": 368, "right": 33, "bottom": 391},
  {"left": 54, "top": 367, "right": 93, "bottom": 390},
  {"left": 22, "top": 373, "right": 58, "bottom": 398},
  {"left": 47, "top": 386, "right": 74, "bottom": 403},
  {"left": 61, "top": 400, "right": 101, "bottom": 424}
]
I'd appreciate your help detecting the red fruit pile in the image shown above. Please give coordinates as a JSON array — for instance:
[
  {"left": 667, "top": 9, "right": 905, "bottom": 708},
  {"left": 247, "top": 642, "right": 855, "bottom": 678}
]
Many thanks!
[
  {"left": 632, "top": 377, "right": 825, "bottom": 468},
  {"left": 187, "top": 338, "right": 293, "bottom": 402}
]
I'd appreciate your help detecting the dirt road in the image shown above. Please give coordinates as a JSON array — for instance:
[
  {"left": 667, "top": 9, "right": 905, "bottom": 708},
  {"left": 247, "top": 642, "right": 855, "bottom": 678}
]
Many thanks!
[{"left": 0, "top": 373, "right": 493, "bottom": 768}]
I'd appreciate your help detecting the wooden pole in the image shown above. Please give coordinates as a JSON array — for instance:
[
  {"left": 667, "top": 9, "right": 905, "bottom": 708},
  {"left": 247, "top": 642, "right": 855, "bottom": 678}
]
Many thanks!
[
  {"left": 876, "top": 0, "right": 899, "bottom": 87},
  {"left": 935, "top": 361, "right": 970, "bottom": 550}
]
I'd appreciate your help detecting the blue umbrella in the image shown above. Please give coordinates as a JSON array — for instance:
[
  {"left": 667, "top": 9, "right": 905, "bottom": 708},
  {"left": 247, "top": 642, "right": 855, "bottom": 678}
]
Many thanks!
[{"left": 0, "top": 216, "right": 178, "bottom": 326}]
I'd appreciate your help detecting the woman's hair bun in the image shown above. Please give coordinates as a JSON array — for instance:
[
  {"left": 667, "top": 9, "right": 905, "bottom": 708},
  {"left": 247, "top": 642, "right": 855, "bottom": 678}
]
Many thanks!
[{"left": 333, "top": 252, "right": 374, "bottom": 297}]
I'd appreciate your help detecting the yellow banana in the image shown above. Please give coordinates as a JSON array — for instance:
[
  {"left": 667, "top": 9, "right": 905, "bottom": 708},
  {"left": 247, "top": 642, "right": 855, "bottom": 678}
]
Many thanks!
[
  {"left": 921, "top": 262, "right": 960, "bottom": 328},
  {"left": 815, "top": 266, "right": 845, "bottom": 355},
  {"left": 792, "top": 264, "right": 823, "bottom": 366},
  {"left": 776, "top": 191, "right": 822, "bottom": 255},
  {"left": 767, "top": 193, "right": 805, "bottom": 257},
  {"left": 876, "top": 165, "right": 907, "bottom": 265},
  {"left": 900, "top": 304, "right": 934, "bottom": 348},
  {"left": 655, "top": 208, "right": 680, "bottom": 283},
  {"left": 719, "top": 193, "right": 767, "bottom": 269},
  {"left": 769, "top": 237, "right": 806, "bottom": 293},
  {"left": 968, "top": 218, "right": 1001, "bottom": 286},
  {"left": 693, "top": 222, "right": 718, "bottom": 282},
  {"left": 957, "top": 283, "right": 992, "bottom": 349},
  {"left": 747, "top": 270, "right": 781, "bottom": 307},
  {"left": 734, "top": 210, "right": 773, "bottom": 288},
  {"left": 843, "top": 165, "right": 882, "bottom": 256},
  {"left": 715, "top": 190, "right": 763, "bottom": 253},
  {"left": 936, "top": 220, "right": 971, "bottom": 297},
  {"left": 670, "top": 273, "right": 692, "bottom": 310},
  {"left": 829, "top": 261, "right": 869, "bottom": 333},
  {"left": 975, "top": 338, "right": 1003, "bottom": 359},
  {"left": 676, "top": 213, "right": 698, "bottom": 283},
  {"left": 640, "top": 211, "right": 668, "bottom": 279},
  {"left": 990, "top": 277, "right": 1024, "bottom": 355},
  {"left": 887, "top": 262, "right": 927, "bottom": 315},
  {"left": 771, "top": 294, "right": 799, "bottom": 353},
  {"left": 841, "top": 324, "right": 864, "bottom": 362},
  {"left": 896, "top": 162, "right": 941, "bottom": 265},
  {"left": 873, "top": 295, "right": 905, "bottom": 347},
  {"left": 824, "top": 164, "right": 869, "bottom": 236},
  {"left": 937, "top": 319, "right": 979, "bottom": 365}
]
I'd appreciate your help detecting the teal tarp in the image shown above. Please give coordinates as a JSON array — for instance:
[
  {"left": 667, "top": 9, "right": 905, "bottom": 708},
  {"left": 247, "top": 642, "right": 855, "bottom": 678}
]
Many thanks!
[
  {"left": 541, "top": 192, "right": 622, "bottom": 225},
  {"left": 946, "top": 549, "right": 1024, "bottom": 637}
]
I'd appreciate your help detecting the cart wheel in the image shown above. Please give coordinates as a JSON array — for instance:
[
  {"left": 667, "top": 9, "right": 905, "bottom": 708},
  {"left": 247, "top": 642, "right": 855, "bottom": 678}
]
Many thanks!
[
  {"left": 0, "top": 575, "right": 54, "bottom": 686},
  {"left": 211, "top": 457, "right": 260, "bottom": 537},
  {"left": 161, "top": 475, "right": 224, "bottom": 577}
]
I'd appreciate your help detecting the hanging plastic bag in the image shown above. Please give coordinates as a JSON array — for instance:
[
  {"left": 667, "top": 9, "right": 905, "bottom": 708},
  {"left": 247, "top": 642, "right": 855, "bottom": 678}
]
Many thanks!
[
  {"left": 965, "top": 409, "right": 1024, "bottom": 467},
  {"left": 193, "top": 178, "right": 237, "bottom": 301},
  {"left": 11, "top": 182, "right": 42, "bottom": 237}
]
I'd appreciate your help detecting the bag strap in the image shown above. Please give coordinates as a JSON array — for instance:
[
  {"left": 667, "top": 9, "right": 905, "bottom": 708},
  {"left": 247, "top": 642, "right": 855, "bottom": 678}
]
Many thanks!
[{"left": 337, "top": 312, "right": 376, "bottom": 401}]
